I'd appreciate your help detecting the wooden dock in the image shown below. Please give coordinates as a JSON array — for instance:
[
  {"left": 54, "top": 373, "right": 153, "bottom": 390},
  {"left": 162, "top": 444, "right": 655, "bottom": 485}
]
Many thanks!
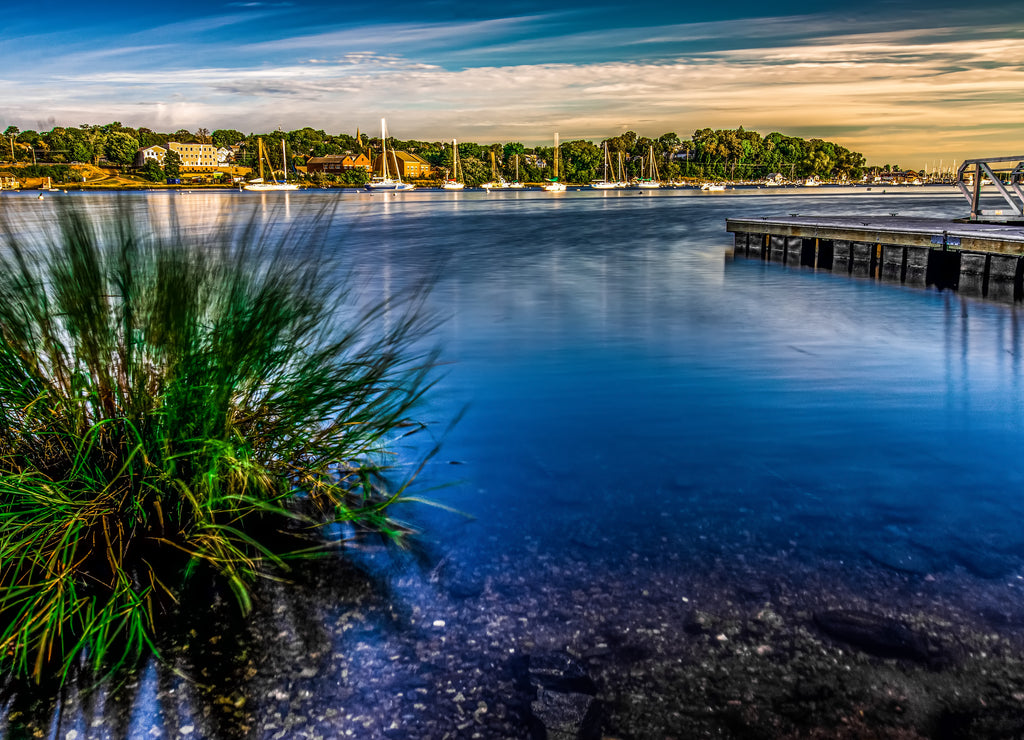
[{"left": 726, "top": 216, "right": 1024, "bottom": 302}]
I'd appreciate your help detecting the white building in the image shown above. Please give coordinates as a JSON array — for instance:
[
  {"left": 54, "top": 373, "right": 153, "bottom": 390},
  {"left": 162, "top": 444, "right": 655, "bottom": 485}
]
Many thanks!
[
  {"left": 134, "top": 142, "right": 220, "bottom": 169},
  {"left": 135, "top": 144, "right": 167, "bottom": 167}
]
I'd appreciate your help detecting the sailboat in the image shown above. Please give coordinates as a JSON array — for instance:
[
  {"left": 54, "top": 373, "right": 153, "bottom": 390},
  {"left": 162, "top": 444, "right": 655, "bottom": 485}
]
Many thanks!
[
  {"left": 243, "top": 138, "right": 300, "bottom": 191},
  {"left": 508, "top": 154, "right": 525, "bottom": 188},
  {"left": 614, "top": 152, "right": 628, "bottom": 188},
  {"left": 365, "top": 118, "right": 415, "bottom": 191},
  {"left": 541, "top": 133, "right": 567, "bottom": 192},
  {"left": 442, "top": 139, "right": 465, "bottom": 190},
  {"left": 634, "top": 145, "right": 661, "bottom": 189},
  {"left": 590, "top": 142, "right": 616, "bottom": 189},
  {"left": 481, "top": 151, "right": 508, "bottom": 189}
]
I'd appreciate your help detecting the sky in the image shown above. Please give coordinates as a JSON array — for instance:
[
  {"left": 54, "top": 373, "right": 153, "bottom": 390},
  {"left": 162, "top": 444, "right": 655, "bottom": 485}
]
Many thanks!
[{"left": 1, "top": 0, "right": 1022, "bottom": 166}]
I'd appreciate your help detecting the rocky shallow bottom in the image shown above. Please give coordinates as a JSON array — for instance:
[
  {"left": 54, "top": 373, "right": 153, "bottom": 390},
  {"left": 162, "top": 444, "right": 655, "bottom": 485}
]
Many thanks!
[{"left": 5, "top": 526, "right": 1024, "bottom": 740}]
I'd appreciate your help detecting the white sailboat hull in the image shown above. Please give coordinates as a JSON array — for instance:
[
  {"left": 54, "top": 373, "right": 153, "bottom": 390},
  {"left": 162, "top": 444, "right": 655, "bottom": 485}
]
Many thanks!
[
  {"left": 441, "top": 181, "right": 465, "bottom": 190},
  {"left": 243, "top": 182, "right": 300, "bottom": 191},
  {"left": 366, "top": 179, "right": 415, "bottom": 191}
]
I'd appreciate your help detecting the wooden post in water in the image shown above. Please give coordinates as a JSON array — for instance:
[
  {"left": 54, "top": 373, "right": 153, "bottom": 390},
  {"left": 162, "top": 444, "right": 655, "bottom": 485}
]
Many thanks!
[{"left": 725, "top": 215, "right": 1024, "bottom": 303}]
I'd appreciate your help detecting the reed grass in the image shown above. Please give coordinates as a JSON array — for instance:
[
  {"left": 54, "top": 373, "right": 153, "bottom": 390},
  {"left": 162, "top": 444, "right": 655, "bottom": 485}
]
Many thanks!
[{"left": 0, "top": 200, "right": 440, "bottom": 683}]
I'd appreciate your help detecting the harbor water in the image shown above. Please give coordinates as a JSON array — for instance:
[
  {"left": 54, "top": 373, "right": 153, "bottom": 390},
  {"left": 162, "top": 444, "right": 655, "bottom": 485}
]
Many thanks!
[{"left": 3, "top": 187, "right": 1024, "bottom": 738}]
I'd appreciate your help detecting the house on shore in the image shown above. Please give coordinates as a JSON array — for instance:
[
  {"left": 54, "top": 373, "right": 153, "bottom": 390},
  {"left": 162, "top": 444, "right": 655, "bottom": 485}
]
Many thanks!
[
  {"left": 306, "top": 153, "right": 372, "bottom": 174},
  {"left": 135, "top": 145, "right": 167, "bottom": 167},
  {"left": 372, "top": 151, "right": 432, "bottom": 179}
]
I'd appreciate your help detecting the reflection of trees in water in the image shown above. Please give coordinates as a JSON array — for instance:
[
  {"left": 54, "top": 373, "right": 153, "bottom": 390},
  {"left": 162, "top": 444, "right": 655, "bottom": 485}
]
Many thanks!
[{"left": 1, "top": 553, "right": 410, "bottom": 740}]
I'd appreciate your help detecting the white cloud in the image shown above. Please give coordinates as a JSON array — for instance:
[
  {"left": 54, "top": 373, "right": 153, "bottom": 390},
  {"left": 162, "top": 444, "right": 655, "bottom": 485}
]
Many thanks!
[{"left": 2, "top": 15, "right": 1022, "bottom": 164}]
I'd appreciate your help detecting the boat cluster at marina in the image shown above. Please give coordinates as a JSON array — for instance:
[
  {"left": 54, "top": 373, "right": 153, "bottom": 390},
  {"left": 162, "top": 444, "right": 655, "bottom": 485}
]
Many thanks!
[{"left": 357, "top": 125, "right": 664, "bottom": 193}]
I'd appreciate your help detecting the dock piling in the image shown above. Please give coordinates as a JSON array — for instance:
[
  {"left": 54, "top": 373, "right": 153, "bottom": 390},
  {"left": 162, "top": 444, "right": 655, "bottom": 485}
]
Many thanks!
[{"left": 727, "top": 215, "right": 1024, "bottom": 303}]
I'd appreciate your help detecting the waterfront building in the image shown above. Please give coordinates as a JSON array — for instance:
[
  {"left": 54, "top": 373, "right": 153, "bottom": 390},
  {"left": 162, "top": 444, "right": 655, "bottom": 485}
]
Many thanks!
[
  {"left": 167, "top": 142, "right": 218, "bottom": 169},
  {"left": 134, "top": 145, "right": 167, "bottom": 167},
  {"left": 306, "top": 153, "right": 373, "bottom": 174},
  {"left": 135, "top": 142, "right": 219, "bottom": 169},
  {"left": 372, "top": 150, "right": 432, "bottom": 179}
]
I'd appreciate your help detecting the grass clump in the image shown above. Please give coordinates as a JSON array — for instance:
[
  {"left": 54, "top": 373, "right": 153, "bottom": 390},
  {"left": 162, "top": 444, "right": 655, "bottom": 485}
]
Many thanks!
[{"left": 0, "top": 200, "right": 439, "bottom": 683}]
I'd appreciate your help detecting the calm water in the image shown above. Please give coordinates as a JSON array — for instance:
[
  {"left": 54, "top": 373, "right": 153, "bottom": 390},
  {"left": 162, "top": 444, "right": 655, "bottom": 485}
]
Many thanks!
[{"left": 4, "top": 187, "right": 1024, "bottom": 737}]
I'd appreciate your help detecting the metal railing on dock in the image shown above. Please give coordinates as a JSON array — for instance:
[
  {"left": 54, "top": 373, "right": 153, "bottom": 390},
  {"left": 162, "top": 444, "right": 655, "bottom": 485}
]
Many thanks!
[
  {"left": 956, "top": 155, "right": 1024, "bottom": 222},
  {"left": 726, "top": 215, "right": 1024, "bottom": 302}
]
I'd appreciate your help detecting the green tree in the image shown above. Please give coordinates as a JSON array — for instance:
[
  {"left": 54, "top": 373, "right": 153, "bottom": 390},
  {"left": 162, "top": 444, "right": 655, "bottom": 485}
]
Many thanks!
[
  {"left": 337, "top": 168, "right": 369, "bottom": 186},
  {"left": 70, "top": 141, "right": 92, "bottom": 164},
  {"left": 287, "top": 127, "right": 326, "bottom": 156},
  {"left": 164, "top": 150, "right": 182, "bottom": 179},
  {"left": 43, "top": 127, "right": 73, "bottom": 163},
  {"left": 211, "top": 129, "right": 244, "bottom": 148},
  {"left": 562, "top": 139, "right": 602, "bottom": 184},
  {"left": 142, "top": 159, "right": 165, "bottom": 182},
  {"left": 78, "top": 124, "right": 106, "bottom": 166},
  {"left": 137, "top": 128, "right": 165, "bottom": 148},
  {"left": 4, "top": 126, "right": 18, "bottom": 162},
  {"left": 105, "top": 131, "right": 140, "bottom": 167},
  {"left": 658, "top": 132, "right": 681, "bottom": 151},
  {"left": 503, "top": 142, "right": 525, "bottom": 162},
  {"left": 460, "top": 154, "right": 489, "bottom": 186}
]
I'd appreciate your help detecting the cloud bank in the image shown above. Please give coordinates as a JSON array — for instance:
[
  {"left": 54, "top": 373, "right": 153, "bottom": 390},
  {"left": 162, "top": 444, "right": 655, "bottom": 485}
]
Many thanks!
[{"left": 1, "top": 10, "right": 1021, "bottom": 164}]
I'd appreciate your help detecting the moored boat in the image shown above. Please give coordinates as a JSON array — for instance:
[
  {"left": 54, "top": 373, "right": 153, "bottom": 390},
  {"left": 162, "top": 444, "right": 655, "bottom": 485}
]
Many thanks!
[
  {"left": 366, "top": 118, "right": 415, "bottom": 191},
  {"left": 481, "top": 151, "right": 508, "bottom": 190},
  {"left": 633, "top": 145, "right": 661, "bottom": 189},
  {"left": 243, "top": 138, "right": 300, "bottom": 191},
  {"left": 590, "top": 142, "right": 617, "bottom": 189},
  {"left": 442, "top": 138, "right": 465, "bottom": 190},
  {"left": 541, "top": 133, "right": 567, "bottom": 192}
]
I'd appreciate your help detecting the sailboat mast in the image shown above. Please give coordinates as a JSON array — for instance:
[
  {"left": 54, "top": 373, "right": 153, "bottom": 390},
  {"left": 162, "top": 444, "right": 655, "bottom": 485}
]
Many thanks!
[
  {"left": 266, "top": 139, "right": 278, "bottom": 184},
  {"left": 257, "top": 138, "right": 265, "bottom": 181},
  {"left": 553, "top": 132, "right": 559, "bottom": 179},
  {"left": 281, "top": 139, "right": 288, "bottom": 183},
  {"left": 380, "top": 118, "right": 389, "bottom": 180}
]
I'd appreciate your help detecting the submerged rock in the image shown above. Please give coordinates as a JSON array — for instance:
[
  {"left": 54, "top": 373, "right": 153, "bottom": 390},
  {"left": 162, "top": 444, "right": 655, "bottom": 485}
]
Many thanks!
[
  {"left": 813, "top": 610, "right": 953, "bottom": 667},
  {"left": 514, "top": 651, "right": 601, "bottom": 740}
]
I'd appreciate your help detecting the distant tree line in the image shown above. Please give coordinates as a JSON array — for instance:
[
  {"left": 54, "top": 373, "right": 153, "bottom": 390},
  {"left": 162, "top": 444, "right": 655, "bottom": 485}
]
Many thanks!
[{"left": 1, "top": 122, "right": 871, "bottom": 185}]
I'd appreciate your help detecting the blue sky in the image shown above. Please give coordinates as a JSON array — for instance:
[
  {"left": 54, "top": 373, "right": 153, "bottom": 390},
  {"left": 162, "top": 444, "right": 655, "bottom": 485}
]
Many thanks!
[{"left": 2, "top": 0, "right": 1022, "bottom": 165}]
